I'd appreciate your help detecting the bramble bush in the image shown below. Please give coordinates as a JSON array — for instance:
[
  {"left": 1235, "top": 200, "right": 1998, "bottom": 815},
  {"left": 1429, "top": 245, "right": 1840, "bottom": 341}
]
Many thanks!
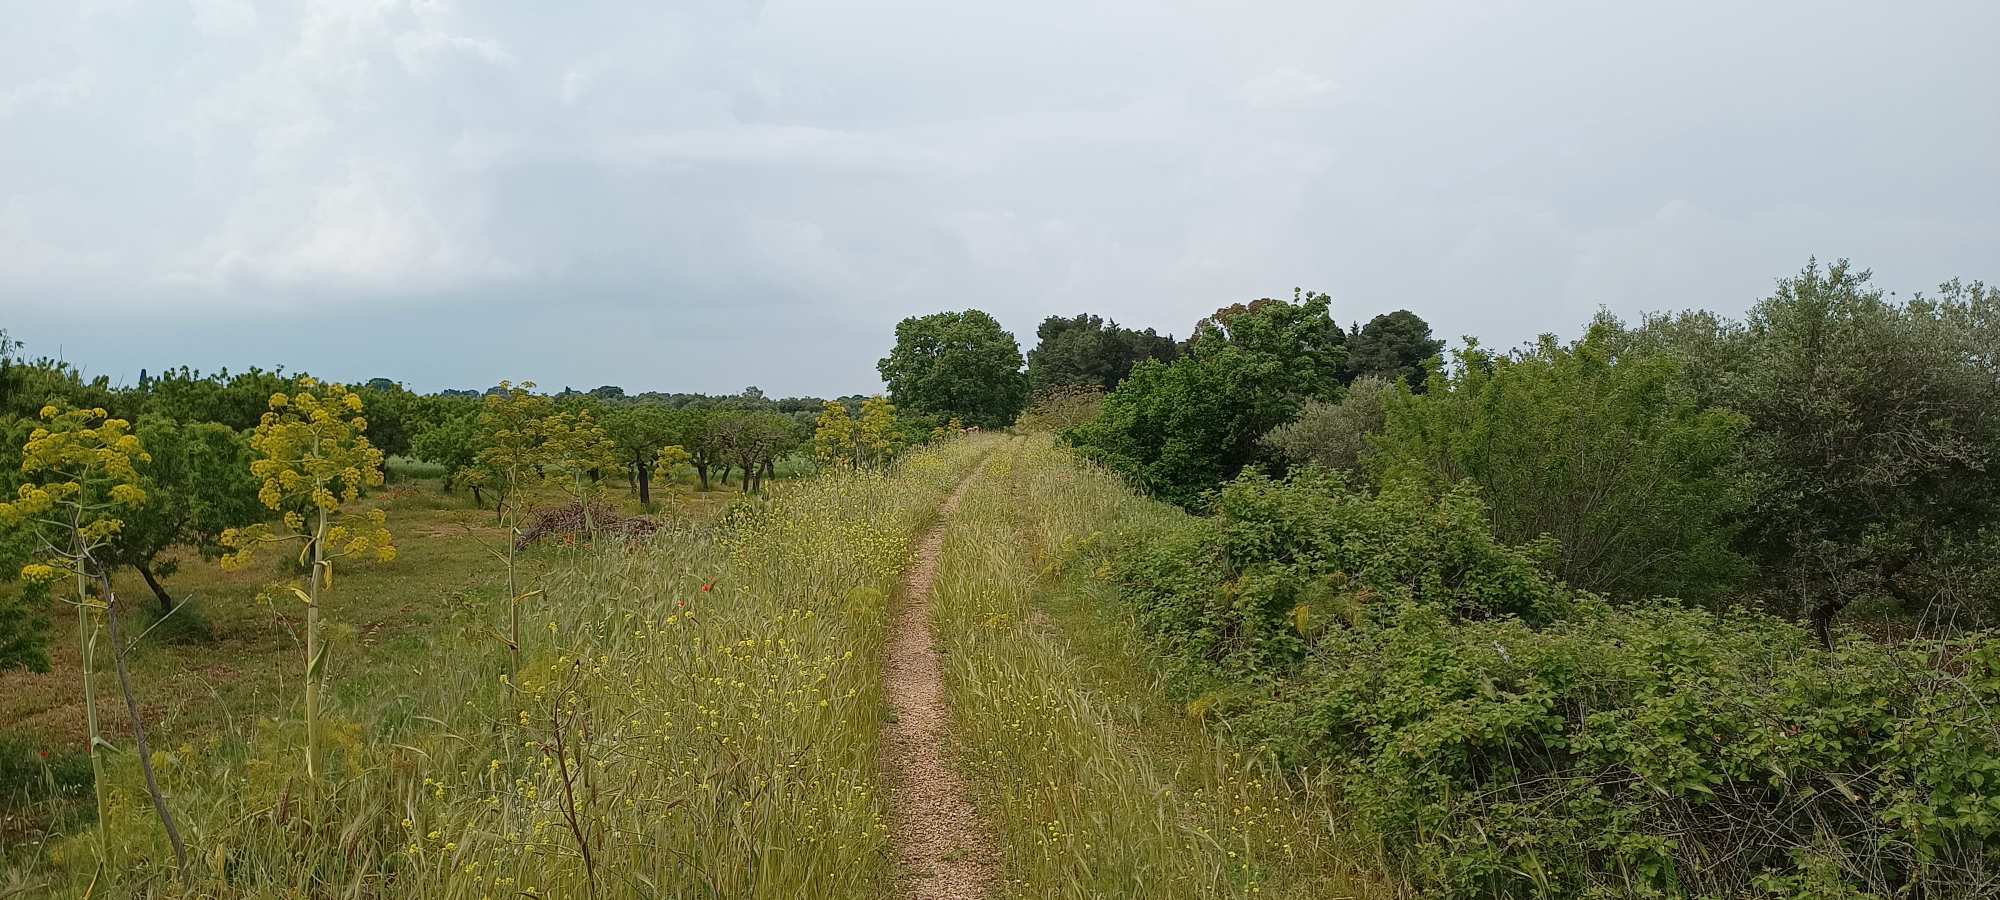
[{"left": 1103, "top": 467, "right": 2000, "bottom": 898}]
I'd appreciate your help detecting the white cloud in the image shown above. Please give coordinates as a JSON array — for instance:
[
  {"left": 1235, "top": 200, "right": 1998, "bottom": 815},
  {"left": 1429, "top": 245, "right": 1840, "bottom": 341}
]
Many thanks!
[
  {"left": 0, "top": 70, "right": 93, "bottom": 119},
  {"left": 188, "top": 0, "right": 258, "bottom": 36},
  {"left": 394, "top": 30, "right": 515, "bottom": 75},
  {"left": 1240, "top": 68, "right": 1337, "bottom": 110}
]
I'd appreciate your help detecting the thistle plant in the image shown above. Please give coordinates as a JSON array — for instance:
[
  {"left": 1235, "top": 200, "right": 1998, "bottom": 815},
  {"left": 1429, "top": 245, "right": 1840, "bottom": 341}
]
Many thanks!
[
  {"left": 220, "top": 379, "right": 394, "bottom": 797},
  {"left": 0, "top": 403, "right": 189, "bottom": 873}
]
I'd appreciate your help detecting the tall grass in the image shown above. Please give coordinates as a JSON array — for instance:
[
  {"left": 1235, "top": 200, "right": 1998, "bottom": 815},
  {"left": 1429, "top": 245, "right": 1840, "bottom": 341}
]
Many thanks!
[
  {"left": 11, "top": 435, "right": 993, "bottom": 898},
  {"left": 931, "top": 435, "right": 1390, "bottom": 899}
]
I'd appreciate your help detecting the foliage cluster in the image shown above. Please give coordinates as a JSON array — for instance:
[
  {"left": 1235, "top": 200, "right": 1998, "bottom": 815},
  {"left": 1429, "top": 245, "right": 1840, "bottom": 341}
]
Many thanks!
[
  {"left": 1369, "top": 323, "right": 1752, "bottom": 603},
  {"left": 1067, "top": 291, "right": 1349, "bottom": 507},
  {"left": 1103, "top": 466, "right": 2000, "bottom": 898}
]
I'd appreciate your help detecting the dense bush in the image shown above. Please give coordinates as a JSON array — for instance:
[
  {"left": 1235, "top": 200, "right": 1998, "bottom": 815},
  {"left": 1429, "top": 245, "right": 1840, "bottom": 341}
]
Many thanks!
[
  {"left": 1371, "top": 322, "right": 1751, "bottom": 604},
  {"left": 1104, "top": 468, "right": 2000, "bottom": 898}
]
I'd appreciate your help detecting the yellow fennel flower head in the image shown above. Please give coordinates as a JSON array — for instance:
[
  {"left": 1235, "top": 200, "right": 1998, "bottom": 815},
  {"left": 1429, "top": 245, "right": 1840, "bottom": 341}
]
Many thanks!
[
  {"left": 343, "top": 392, "right": 364, "bottom": 413},
  {"left": 38, "top": 404, "right": 59, "bottom": 419},
  {"left": 269, "top": 392, "right": 290, "bottom": 409},
  {"left": 20, "top": 563, "right": 60, "bottom": 583},
  {"left": 108, "top": 482, "right": 146, "bottom": 506}
]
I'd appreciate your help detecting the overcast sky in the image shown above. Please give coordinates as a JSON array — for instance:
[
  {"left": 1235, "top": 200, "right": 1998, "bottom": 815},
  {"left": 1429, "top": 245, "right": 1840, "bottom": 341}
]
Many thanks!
[{"left": 3, "top": 0, "right": 1995, "bottom": 396}]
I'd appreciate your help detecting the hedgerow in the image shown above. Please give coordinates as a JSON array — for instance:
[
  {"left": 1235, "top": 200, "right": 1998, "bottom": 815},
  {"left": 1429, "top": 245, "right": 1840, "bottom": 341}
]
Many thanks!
[{"left": 1104, "top": 467, "right": 2000, "bottom": 898}]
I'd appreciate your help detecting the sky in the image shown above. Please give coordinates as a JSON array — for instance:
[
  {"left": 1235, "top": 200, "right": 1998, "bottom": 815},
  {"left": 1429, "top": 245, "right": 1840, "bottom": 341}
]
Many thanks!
[{"left": 3, "top": 0, "right": 1996, "bottom": 397}]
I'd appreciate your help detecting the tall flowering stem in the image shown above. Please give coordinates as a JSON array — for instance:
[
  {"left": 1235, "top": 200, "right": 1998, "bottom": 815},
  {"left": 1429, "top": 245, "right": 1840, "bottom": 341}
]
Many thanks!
[
  {"left": 469, "top": 380, "right": 548, "bottom": 674},
  {"left": 0, "top": 404, "right": 189, "bottom": 873},
  {"left": 221, "top": 380, "right": 395, "bottom": 801}
]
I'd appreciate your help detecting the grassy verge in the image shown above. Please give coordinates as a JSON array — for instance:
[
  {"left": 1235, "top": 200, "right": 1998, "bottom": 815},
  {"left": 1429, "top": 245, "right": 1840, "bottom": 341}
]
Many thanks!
[
  {"left": 3, "top": 436, "right": 991, "bottom": 898},
  {"left": 932, "top": 435, "right": 1392, "bottom": 898}
]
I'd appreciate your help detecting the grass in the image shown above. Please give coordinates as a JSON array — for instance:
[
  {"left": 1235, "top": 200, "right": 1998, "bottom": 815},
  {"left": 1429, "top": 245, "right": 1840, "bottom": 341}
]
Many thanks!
[
  {"left": 0, "top": 438, "right": 992, "bottom": 897},
  {"left": 931, "top": 435, "right": 1393, "bottom": 898}
]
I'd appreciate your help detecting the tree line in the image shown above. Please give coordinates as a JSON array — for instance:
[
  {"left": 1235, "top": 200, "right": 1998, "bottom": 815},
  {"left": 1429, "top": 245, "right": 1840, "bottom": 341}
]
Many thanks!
[
  {"left": 868, "top": 260, "right": 1995, "bottom": 643},
  {"left": 0, "top": 348, "right": 952, "bottom": 669}
]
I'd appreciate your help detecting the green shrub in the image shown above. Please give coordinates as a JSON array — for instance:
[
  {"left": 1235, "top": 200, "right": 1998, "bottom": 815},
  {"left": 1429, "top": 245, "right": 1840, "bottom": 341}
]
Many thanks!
[
  {"left": 1107, "top": 468, "right": 1572, "bottom": 680},
  {"left": 1104, "top": 468, "right": 2000, "bottom": 898}
]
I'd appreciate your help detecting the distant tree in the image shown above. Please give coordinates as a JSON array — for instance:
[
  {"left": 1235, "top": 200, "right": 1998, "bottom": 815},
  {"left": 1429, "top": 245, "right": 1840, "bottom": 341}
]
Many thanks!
[
  {"left": 0, "top": 330, "right": 20, "bottom": 416},
  {"left": 0, "top": 354, "right": 120, "bottom": 422},
  {"left": 1262, "top": 375, "right": 1395, "bottom": 474},
  {"left": 105, "top": 418, "right": 263, "bottom": 614},
  {"left": 589, "top": 385, "right": 626, "bottom": 401},
  {"left": 141, "top": 367, "right": 296, "bottom": 431},
  {"left": 877, "top": 309, "right": 1028, "bottom": 427},
  {"left": 411, "top": 410, "right": 484, "bottom": 499},
  {"left": 603, "top": 404, "right": 674, "bottom": 505},
  {"left": 1070, "top": 291, "right": 1348, "bottom": 507},
  {"left": 712, "top": 412, "right": 796, "bottom": 493},
  {"left": 1026, "top": 314, "right": 1178, "bottom": 393},
  {"left": 364, "top": 377, "right": 399, "bottom": 392},
  {"left": 672, "top": 408, "right": 725, "bottom": 491},
  {"left": 353, "top": 381, "right": 423, "bottom": 462},
  {"left": 1345, "top": 309, "right": 1444, "bottom": 390}
]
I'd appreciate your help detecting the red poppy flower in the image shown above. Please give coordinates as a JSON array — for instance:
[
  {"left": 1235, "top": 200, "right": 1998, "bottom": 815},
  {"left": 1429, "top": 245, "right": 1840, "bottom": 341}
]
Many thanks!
[{"left": 700, "top": 581, "right": 714, "bottom": 593}]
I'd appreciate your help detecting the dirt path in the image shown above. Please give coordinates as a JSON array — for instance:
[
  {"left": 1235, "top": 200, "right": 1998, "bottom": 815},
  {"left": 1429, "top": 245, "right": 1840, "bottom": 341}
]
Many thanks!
[{"left": 882, "top": 471, "right": 999, "bottom": 900}]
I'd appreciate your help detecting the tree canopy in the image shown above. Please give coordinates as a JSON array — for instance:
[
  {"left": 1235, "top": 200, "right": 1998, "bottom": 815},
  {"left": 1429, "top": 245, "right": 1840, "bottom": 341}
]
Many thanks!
[
  {"left": 1370, "top": 322, "right": 1751, "bottom": 603},
  {"left": 1025, "top": 314, "right": 1178, "bottom": 394},
  {"left": 877, "top": 309, "right": 1028, "bottom": 428},
  {"left": 1345, "top": 309, "right": 1444, "bottom": 390},
  {"left": 1069, "top": 292, "right": 1348, "bottom": 507},
  {"left": 1645, "top": 261, "right": 2000, "bottom": 641}
]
